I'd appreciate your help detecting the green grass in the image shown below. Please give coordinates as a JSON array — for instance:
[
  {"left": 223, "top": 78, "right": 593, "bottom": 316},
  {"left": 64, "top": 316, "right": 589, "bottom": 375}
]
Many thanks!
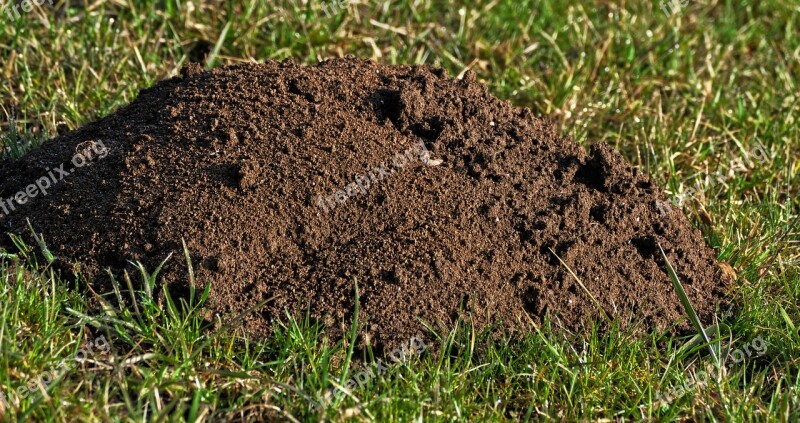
[{"left": 1, "top": 0, "right": 799, "bottom": 420}]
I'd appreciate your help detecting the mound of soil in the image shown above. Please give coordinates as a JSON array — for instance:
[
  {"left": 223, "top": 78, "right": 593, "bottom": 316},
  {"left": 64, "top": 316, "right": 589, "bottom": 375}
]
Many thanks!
[{"left": 0, "top": 58, "right": 730, "bottom": 348}]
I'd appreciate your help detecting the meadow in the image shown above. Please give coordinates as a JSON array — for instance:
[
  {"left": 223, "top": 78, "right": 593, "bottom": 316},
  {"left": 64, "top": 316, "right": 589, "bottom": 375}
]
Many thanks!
[{"left": 1, "top": 0, "right": 798, "bottom": 420}]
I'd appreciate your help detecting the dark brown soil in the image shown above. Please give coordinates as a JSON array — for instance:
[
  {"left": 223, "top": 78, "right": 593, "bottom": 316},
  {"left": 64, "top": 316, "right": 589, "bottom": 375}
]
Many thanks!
[{"left": 0, "top": 58, "right": 731, "bottom": 349}]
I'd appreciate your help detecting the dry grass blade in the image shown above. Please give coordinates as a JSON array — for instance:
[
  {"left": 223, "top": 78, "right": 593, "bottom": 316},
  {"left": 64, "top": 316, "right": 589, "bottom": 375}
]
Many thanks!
[{"left": 549, "top": 248, "right": 611, "bottom": 323}]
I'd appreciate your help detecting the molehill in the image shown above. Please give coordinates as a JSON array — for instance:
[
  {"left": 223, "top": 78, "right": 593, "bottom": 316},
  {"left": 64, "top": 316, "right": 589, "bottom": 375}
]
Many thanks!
[{"left": 0, "top": 58, "right": 731, "bottom": 349}]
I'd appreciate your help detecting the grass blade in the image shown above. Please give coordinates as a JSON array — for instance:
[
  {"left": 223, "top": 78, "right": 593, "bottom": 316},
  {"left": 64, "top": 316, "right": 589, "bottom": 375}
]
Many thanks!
[{"left": 658, "top": 243, "right": 718, "bottom": 364}]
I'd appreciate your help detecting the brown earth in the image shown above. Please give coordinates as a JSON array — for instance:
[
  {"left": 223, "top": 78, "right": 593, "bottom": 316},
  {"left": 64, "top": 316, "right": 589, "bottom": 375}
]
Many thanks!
[{"left": 0, "top": 58, "right": 731, "bottom": 349}]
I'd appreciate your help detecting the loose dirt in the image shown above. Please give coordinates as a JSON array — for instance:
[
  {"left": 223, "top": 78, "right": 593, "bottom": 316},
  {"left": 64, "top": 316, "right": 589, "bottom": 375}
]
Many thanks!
[{"left": 0, "top": 58, "right": 731, "bottom": 349}]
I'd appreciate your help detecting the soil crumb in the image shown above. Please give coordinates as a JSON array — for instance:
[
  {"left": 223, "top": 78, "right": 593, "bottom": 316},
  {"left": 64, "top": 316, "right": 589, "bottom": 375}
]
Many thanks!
[{"left": 0, "top": 58, "right": 731, "bottom": 349}]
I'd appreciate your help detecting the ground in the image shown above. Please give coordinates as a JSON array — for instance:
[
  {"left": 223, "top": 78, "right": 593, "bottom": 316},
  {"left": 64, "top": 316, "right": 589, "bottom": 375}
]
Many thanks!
[{"left": 0, "top": 0, "right": 798, "bottom": 421}]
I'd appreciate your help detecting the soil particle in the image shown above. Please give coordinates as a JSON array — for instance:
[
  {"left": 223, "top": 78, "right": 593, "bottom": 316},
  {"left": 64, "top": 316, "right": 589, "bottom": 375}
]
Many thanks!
[{"left": 0, "top": 58, "right": 731, "bottom": 349}]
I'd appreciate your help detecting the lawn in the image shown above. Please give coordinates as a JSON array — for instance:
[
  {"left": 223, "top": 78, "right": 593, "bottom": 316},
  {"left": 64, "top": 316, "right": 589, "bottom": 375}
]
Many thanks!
[{"left": 1, "top": 0, "right": 799, "bottom": 421}]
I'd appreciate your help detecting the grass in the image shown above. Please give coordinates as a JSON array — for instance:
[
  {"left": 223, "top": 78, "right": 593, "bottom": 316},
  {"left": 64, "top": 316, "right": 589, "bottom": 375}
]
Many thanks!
[{"left": 1, "top": 0, "right": 799, "bottom": 420}]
